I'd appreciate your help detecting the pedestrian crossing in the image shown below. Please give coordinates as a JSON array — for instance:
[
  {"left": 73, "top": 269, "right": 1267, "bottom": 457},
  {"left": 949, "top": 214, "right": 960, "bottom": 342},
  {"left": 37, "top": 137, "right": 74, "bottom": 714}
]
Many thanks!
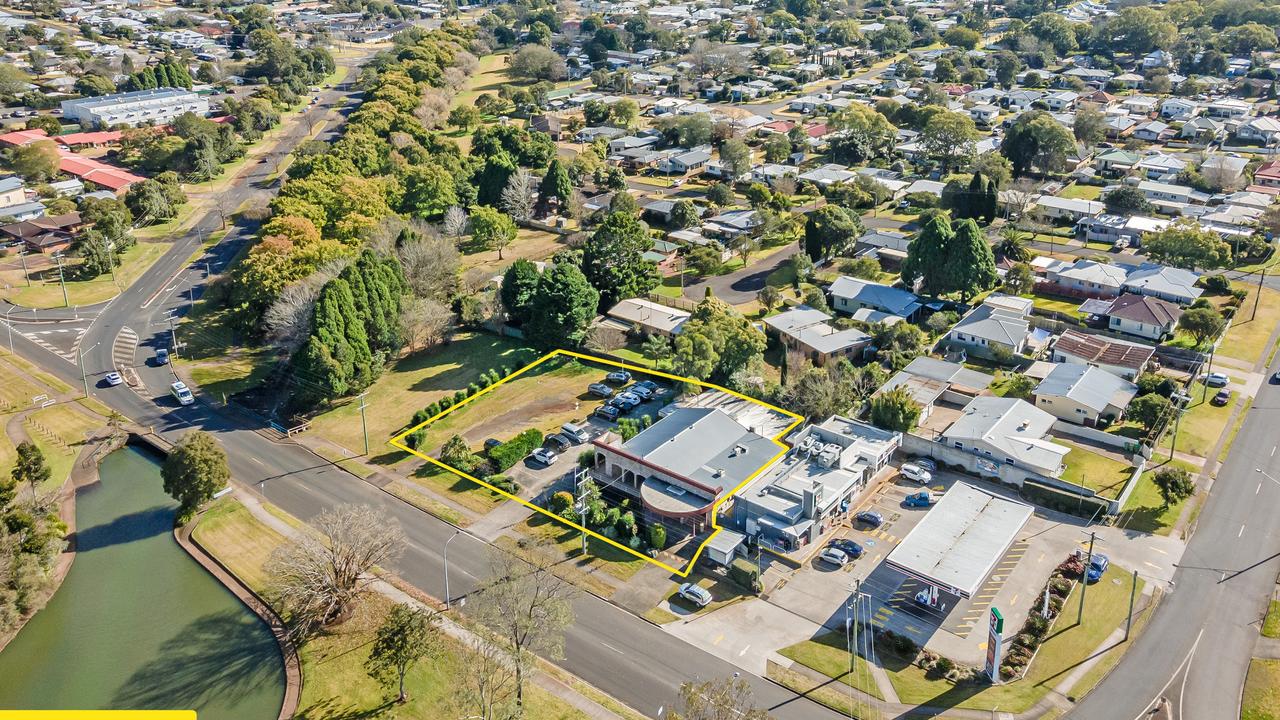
[{"left": 113, "top": 327, "right": 140, "bottom": 386}]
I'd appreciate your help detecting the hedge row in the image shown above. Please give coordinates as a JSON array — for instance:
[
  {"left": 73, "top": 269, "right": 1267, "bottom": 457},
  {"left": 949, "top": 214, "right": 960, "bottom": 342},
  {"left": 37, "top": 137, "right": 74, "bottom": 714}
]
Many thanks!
[
  {"left": 401, "top": 366, "right": 518, "bottom": 450},
  {"left": 489, "top": 428, "right": 543, "bottom": 471}
]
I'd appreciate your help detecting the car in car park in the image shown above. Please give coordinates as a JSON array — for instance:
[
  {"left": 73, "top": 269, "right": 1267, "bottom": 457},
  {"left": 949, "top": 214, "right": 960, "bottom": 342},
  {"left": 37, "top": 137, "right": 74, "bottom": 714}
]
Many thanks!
[
  {"left": 1212, "top": 389, "right": 1232, "bottom": 406},
  {"left": 104, "top": 372, "right": 123, "bottom": 387},
  {"left": 818, "top": 547, "right": 849, "bottom": 567},
  {"left": 594, "top": 405, "right": 620, "bottom": 421},
  {"left": 911, "top": 457, "right": 937, "bottom": 472},
  {"left": 484, "top": 438, "right": 502, "bottom": 452},
  {"left": 899, "top": 462, "right": 932, "bottom": 484},
  {"left": 904, "top": 491, "right": 932, "bottom": 508},
  {"left": 636, "top": 380, "right": 659, "bottom": 393},
  {"left": 1085, "top": 553, "right": 1110, "bottom": 583},
  {"left": 855, "top": 510, "right": 884, "bottom": 528},
  {"left": 545, "top": 433, "right": 572, "bottom": 452},
  {"left": 627, "top": 384, "right": 653, "bottom": 400},
  {"left": 530, "top": 447, "right": 559, "bottom": 465},
  {"left": 676, "top": 582, "right": 712, "bottom": 607},
  {"left": 829, "top": 538, "right": 863, "bottom": 558},
  {"left": 610, "top": 394, "right": 641, "bottom": 412},
  {"left": 1272, "top": 370, "right": 1280, "bottom": 384},
  {"left": 560, "top": 422, "right": 590, "bottom": 443},
  {"left": 606, "top": 370, "right": 632, "bottom": 384},
  {"left": 588, "top": 383, "right": 614, "bottom": 398},
  {"left": 1202, "top": 372, "right": 1229, "bottom": 387}
]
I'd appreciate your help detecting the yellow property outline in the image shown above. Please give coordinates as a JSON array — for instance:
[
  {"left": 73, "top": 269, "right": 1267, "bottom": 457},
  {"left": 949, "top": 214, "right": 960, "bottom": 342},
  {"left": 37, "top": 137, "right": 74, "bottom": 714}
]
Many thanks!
[{"left": 389, "top": 348, "right": 803, "bottom": 577}]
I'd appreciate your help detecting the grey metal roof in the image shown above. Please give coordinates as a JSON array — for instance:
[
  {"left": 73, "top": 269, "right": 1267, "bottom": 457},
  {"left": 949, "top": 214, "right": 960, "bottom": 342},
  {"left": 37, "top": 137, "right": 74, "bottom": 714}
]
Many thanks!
[
  {"left": 1034, "top": 363, "right": 1137, "bottom": 414},
  {"left": 942, "top": 396, "right": 1069, "bottom": 474},
  {"left": 621, "top": 407, "right": 777, "bottom": 491},
  {"left": 886, "top": 482, "right": 1033, "bottom": 598},
  {"left": 827, "top": 276, "right": 922, "bottom": 316}
]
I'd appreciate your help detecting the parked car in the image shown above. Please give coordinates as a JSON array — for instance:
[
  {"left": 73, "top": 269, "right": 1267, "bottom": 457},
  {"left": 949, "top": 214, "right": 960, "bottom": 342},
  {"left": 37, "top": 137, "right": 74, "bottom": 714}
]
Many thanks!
[
  {"left": 818, "top": 547, "right": 849, "bottom": 567},
  {"left": 627, "top": 384, "right": 654, "bottom": 400},
  {"left": 595, "top": 405, "right": 620, "bottom": 421},
  {"left": 606, "top": 370, "right": 632, "bottom": 384},
  {"left": 855, "top": 510, "right": 884, "bottom": 528},
  {"left": 899, "top": 463, "right": 932, "bottom": 484},
  {"left": 545, "top": 433, "right": 572, "bottom": 451},
  {"left": 912, "top": 457, "right": 937, "bottom": 472},
  {"left": 610, "top": 394, "right": 640, "bottom": 412},
  {"left": 1085, "top": 553, "right": 1110, "bottom": 583},
  {"left": 676, "top": 582, "right": 712, "bottom": 607},
  {"left": 1272, "top": 370, "right": 1280, "bottom": 384},
  {"left": 588, "top": 383, "right": 614, "bottom": 398},
  {"left": 636, "top": 380, "right": 659, "bottom": 393},
  {"left": 155, "top": 348, "right": 169, "bottom": 365},
  {"left": 484, "top": 438, "right": 502, "bottom": 452},
  {"left": 904, "top": 491, "right": 932, "bottom": 508},
  {"left": 530, "top": 447, "right": 559, "bottom": 465},
  {"left": 1202, "top": 372, "right": 1229, "bottom": 387},
  {"left": 1211, "top": 389, "right": 1232, "bottom": 406},
  {"left": 560, "top": 422, "right": 590, "bottom": 443},
  {"left": 829, "top": 538, "right": 863, "bottom": 558},
  {"left": 104, "top": 372, "right": 123, "bottom": 387}
]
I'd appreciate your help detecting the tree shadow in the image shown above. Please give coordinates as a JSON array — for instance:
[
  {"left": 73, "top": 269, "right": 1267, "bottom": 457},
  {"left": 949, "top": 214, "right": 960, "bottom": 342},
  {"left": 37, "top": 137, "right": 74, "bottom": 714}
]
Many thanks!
[
  {"left": 297, "top": 696, "right": 397, "bottom": 720},
  {"left": 110, "top": 608, "right": 285, "bottom": 712},
  {"left": 74, "top": 505, "right": 172, "bottom": 552}
]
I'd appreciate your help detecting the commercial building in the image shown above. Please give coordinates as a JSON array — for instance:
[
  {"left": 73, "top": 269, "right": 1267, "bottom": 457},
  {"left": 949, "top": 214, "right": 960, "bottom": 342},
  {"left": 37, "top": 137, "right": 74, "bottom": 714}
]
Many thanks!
[{"left": 60, "top": 88, "right": 209, "bottom": 128}]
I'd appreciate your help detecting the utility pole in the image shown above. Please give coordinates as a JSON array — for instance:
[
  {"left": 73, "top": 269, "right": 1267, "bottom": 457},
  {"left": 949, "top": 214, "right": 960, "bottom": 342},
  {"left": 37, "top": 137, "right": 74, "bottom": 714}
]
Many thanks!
[
  {"left": 55, "top": 254, "right": 68, "bottom": 308},
  {"left": 4, "top": 306, "right": 13, "bottom": 354},
  {"left": 166, "top": 311, "right": 178, "bottom": 359},
  {"left": 1202, "top": 344, "right": 1217, "bottom": 403},
  {"left": 19, "top": 249, "right": 29, "bottom": 286},
  {"left": 1253, "top": 265, "right": 1265, "bottom": 321},
  {"left": 1078, "top": 531, "right": 1095, "bottom": 625},
  {"left": 444, "top": 529, "right": 461, "bottom": 610},
  {"left": 1124, "top": 569, "right": 1138, "bottom": 641},
  {"left": 78, "top": 342, "right": 99, "bottom": 398},
  {"left": 358, "top": 392, "right": 369, "bottom": 455}
]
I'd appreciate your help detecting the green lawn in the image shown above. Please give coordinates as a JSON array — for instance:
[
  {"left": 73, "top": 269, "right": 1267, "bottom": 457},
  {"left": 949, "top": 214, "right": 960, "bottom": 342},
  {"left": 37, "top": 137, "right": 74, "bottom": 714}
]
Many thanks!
[
  {"left": 1221, "top": 286, "right": 1280, "bottom": 365},
  {"left": 516, "top": 512, "right": 647, "bottom": 583},
  {"left": 1243, "top": 659, "right": 1280, "bottom": 720},
  {"left": 1059, "top": 184, "right": 1103, "bottom": 200},
  {"left": 451, "top": 53, "right": 510, "bottom": 110},
  {"left": 0, "top": 241, "right": 170, "bottom": 308},
  {"left": 1030, "top": 292, "right": 1083, "bottom": 316},
  {"left": 880, "top": 565, "right": 1143, "bottom": 712},
  {"left": 1116, "top": 459, "right": 1198, "bottom": 535},
  {"left": 1058, "top": 441, "right": 1135, "bottom": 499},
  {"left": 310, "top": 333, "right": 538, "bottom": 460},
  {"left": 651, "top": 574, "right": 745, "bottom": 619},
  {"left": 1264, "top": 601, "right": 1280, "bottom": 639},
  {"left": 23, "top": 402, "right": 103, "bottom": 493},
  {"left": 407, "top": 464, "right": 506, "bottom": 515},
  {"left": 193, "top": 498, "right": 596, "bottom": 720},
  {"left": 1159, "top": 391, "right": 1238, "bottom": 460},
  {"left": 777, "top": 633, "right": 885, "bottom": 701}
]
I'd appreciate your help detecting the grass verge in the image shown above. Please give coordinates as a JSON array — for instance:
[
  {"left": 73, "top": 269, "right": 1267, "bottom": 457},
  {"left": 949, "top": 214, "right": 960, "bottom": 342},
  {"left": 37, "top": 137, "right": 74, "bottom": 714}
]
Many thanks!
[{"left": 1243, "top": 658, "right": 1280, "bottom": 720}]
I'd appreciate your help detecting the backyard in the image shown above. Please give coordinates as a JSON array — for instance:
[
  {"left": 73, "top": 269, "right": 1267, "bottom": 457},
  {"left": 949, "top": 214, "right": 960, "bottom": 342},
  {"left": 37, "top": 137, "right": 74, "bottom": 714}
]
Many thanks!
[
  {"left": 1056, "top": 440, "right": 1134, "bottom": 499},
  {"left": 1115, "top": 459, "right": 1199, "bottom": 535}
]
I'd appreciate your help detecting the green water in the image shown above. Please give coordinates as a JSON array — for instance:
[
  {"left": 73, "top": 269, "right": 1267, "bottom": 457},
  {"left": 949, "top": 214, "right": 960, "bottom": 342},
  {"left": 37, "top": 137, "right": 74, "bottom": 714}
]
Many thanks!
[{"left": 0, "top": 446, "right": 285, "bottom": 718}]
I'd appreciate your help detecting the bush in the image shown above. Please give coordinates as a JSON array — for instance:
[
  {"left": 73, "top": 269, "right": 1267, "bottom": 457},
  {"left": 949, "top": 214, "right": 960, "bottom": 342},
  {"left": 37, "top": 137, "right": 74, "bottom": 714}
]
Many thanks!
[
  {"left": 550, "top": 490, "right": 575, "bottom": 517},
  {"left": 487, "top": 428, "right": 544, "bottom": 471},
  {"left": 728, "top": 557, "right": 760, "bottom": 592},
  {"left": 485, "top": 474, "right": 519, "bottom": 494},
  {"left": 454, "top": 390, "right": 467, "bottom": 403},
  {"left": 1049, "top": 577, "right": 1072, "bottom": 598},
  {"left": 1057, "top": 555, "right": 1085, "bottom": 579},
  {"left": 578, "top": 449, "right": 595, "bottom": 468},
  {"left": 1199, "top": 274, "right": 1231, "bottom": 294},
  {"left": 649, "top": 523, "right": 666, "bottom": 550}
]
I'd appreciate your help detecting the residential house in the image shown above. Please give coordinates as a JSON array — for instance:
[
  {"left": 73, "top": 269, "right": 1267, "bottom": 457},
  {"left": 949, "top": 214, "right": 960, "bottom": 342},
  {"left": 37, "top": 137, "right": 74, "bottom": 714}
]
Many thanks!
[
  {"left": 703, "top": 209, "right": 762, "bottom": 238},
  {"left": 1237, "top": 116, "right": 1280, "bottom": 145},
  {"left": 947, "top": 294, "right": 1038, "bottom": 359},
  {"left": 828, "top": 276, "right": 923, "bottom": 321},
  {"left": 1120, "top": 263, "right": 1203, "bottom": 304},
  {"left": 1052, "top": 328, "right": 1154, "bottom": 379},
  {"left": 0, "top": 176, "right": 24, "bottom": 207},
  {"left": 528, "top": 114, "right": 563, "bottom": 140},
  {"left": 1200, "top": 155, "right": 1249, "bottom": 189},
  {"left": 1160, "top": 98, "right": 1200, "bottom": 121},
  {"left": 1033, "top": 195, "right": 1104, "bottom": 223},
  {"left": 1077, "top": 214, "right": 1169, "bottom": 247},
  {"left": 605, "top": 298, "right": 690, "bottom": 337},
  {"left": 1207, "top": 99, "right": 1251, "bottom": 120},
  {"left": 658, "top": 146, "right": 712, "bottom": 175},
  {"left": 1136, "top": 153, "right": 1188, "bottom": 181},
  {"left": 969, "top": 104, "right": 999, "bottom": 125},
  {"left": 0, "top": 211, "right": 82, "bottom": 254},
  {"left": 1137, "top": 180, "right": 1209, "bottom": 207},
  {"left": 939, "top": 396, "right": 1070, "bottom": 478},
  {"left": 1181, "top": 117, "right": 1225, "bottom": 143},
  {"left": 1096, "top": 148, "right": 1141, "bottom": 175},
  {"left": 878, "top": 357, "right": 993, "bottom": 423},
  {"left": 1043, "top": 259, "right": 1127, "bottom": 298},
  {"left": 1102, "top": 292, "right": 1183, "bottom": 340},
  {"left": 763, "top": 306, "right": 871, "bottom": 366},
  {"left": 1033, "top": 363, "right": 1137, "bottom": 427},
  {"left": 1133, "top": 121, "right": 1171, "bottom": 143},
  {"left": 1044, "top": 91, "right": 1078, "bottom": 112}
]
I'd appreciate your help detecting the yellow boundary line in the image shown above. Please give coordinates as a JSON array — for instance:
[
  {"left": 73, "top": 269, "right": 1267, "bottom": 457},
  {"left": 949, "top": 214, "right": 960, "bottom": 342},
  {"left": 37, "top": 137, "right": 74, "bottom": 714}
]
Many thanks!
[{"left": 389, "top": 348, "right": 803, "bottom": 577}]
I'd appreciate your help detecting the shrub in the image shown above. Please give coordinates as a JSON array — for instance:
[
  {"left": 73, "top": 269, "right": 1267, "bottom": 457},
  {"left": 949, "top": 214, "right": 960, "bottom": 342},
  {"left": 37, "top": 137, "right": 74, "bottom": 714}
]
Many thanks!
[
  {"left": 649, "top": 523, "right": 666, "bottom": 550},
  {"left": 1049, "top": 577, "right": 1072, "bottom": 598},
  {"left": 454, "top": 390, "right": 467, "bottom": 403},
  {"left": 487, "top": 428, "right": 545, "bottom": 471},
  {"left": 1199, "top": 274, "right": 1231, "bottom": 294},
  {"left": 935, "top": 656, "right": 955, "bottom": 675},
  {"left": 1232, "top": 288, "right": 1248, "bottom": 302},
  {"left": 468, "top": 383, "right": 480, "bottom": 395},
  {"left": 603, "top": 506, "right": 620, "bottom": 531},
  {"left": 1025, "top": 614, "right": 1050, "bottom": 639},
  {"left": 1058, "top": 555, "right": 1085, "bottom": 579},
  {"left": 440, "top": 396, "right": 453, "bottom": 410},
  {"left": 485, "top": 474, "right": 519, "bottom": 493},
  {"left": 550, "top": 490, "right": 575, "bottom": 517},
  {"left": 578, "top": 449, "right": 595, "bottom": 468},
  {"left": 615, "top": 510, "right": 636, "bottom": 539},
  {"left": 728, "top": 557, "right": 760, "bottom": 592}
]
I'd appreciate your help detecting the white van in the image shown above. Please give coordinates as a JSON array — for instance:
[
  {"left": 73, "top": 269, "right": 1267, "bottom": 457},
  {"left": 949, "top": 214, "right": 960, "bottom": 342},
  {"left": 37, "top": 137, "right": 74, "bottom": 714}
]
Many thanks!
[
  {"left": 170, "top": 381, "right": 194, "bottom": 406},
  {"left": 560, "top": 422, "right": 590, "bottom": 444}
]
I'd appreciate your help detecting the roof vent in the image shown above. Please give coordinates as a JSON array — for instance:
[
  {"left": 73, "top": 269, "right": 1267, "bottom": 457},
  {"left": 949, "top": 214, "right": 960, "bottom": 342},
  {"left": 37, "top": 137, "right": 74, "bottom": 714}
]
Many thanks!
[
  {"left": 1019, "top": 420, "right": 1031, "bottom": 430},
  {"left": 733, "top": 444, "right": 748, "bottom": 456}
]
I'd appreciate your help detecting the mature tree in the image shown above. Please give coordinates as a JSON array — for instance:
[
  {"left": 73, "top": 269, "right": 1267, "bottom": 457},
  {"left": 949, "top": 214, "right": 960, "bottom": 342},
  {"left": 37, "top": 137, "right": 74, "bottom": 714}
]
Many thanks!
[
  {"left": 921, "top": 111, "right": 979, "bottom": 173},
  {"left": 1128, "top": 393, "right": 1172, "bottom": 433},
  {"left": 873, "top": 321, "right": 928, "bottom": 370},
  {"left": 993, "top": 50, "right": 1022, "bottom": 88},
  {"left": 668, "top": 676, "right": 773, "bottom": 720},
  {"left": 500, "top": 258, "right": 542, "bottom": 325},
  {"left": 1103, "top": 186, "right": 1155, "bottom": 215},
  {"left": 475, "top": 543, "right": 576, "bottom": 713},
  {"left": 707, "top": 182, "right": 735, "bottom": 206},
  {"left": 581, "top": 212, "right": 658, "bottom": 308},
  {"left": 1152, "top": 467, "right": 1195, "bottom": 509},
  {"left": 827, "top": 104, "right": 897, "bottom": 164},
  {"left": 456, "top": 629, "right": 519, "bottom": 720},
  {"left": 267, "top": 504, "right": 405, "bottom": 639},
  {"left": 869, "top": 386, "right": 921, "bottom": 432},
  {"left": 718, "top": 139, "right": 752, "bottom": 180},
  {"left": 1143, "top": 220, "right": 1232, "bottom": 271},
  {"left": 803, "top": 205, "right": 862, "bottom": 262},
  {"left": 539, "top": 158, "right": 573, "bottom": 211},
  {"left": 671, "top": 199, "right": 700, "bottom": 229},
  {"left": 902, "top": 215, "right": 956, "bottom": 295},
  {"left": 785, "top": 361, "right": 855, "bottom": 420},
  {"left": 1001, "top": 110, "right": 1076, "bottom": 177},
  {"left": 365, "top": 603, "right": 442, "bottom": 704},
  {"left": 672, "top": 292, "right": 766, "bottom": 382},
  {"left": 869, "top": 22, "right": 912, "bottom": 53},
  {"left": 11, "top": 441, "right": 50, "bottom": 500},
  {"left": 611, "top": 99, "right": 640, "bottom": 129},
  {"left": 968, "top": 152, "right": 1013, "bottom": 190},
  {"left": 509, "top": 44, "right": 567, "bottom": 81},
  {"left": 1004, "top": 262, "right": 1036, "bottom": 295},
  {"left": 447, "top": 105, "right": 481, "bottom": 132},
  {"left": 499, "top": 170, "right": 536, "bottom": 224},
  {"left": 401, "top": 163, "right": 457, "bottom": 219},
  {"left": 471, "top": 205, "right": 519, "bottom": 260},
  {"left": 161, "top": 431, "right": 229, "bottom": 522},
  {"left": 1178, "top": 307, "right": 1226, "bottom": 346},
  {"left": 763, "top": 133, "right": 792, "bottom": 164},
  {"left": 397, "top": 230, "right": 460, "bottom": 300},
  {"left": 1073, "top": 105, "right": 1107, "bottom": 146},
  {"left": 995, "top": 227, "right": 1033, "bottom": 262},
  {"left": 11, "top": 140, "right": 59, "bottom": 183},
  {"left": 525, "top": 261, "right": 600, "bottom": 349},
  {"left": 442, "top": 205, "right": 469, "bottom": 238},
  {"left": 949, "top": 219, "right": 999, "bottom": 300},
  {"left": 756, "top": 285, "right": 781, "bottom": 313}
]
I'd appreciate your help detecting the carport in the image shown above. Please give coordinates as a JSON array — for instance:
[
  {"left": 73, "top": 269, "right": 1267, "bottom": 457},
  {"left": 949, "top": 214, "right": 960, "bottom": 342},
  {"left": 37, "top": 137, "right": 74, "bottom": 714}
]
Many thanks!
[{"left": 885, "top": 482, "right": 1033, "bottom": 600}]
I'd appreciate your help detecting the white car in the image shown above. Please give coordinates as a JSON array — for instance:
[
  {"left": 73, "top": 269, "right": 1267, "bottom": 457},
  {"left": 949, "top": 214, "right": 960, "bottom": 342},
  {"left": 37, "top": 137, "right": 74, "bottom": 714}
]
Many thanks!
[
  {"left": 819, "top": 547, "right": 849, "bottom": 567},
  {"left": 169, "top": 381, "right": 194, "bottom": 406},
  {"left": 900, "top": 462, "right": 932, "bottom": 484},
  {"left": 530, "top": 447, "right": 558, "bottom": 465},
  {"left": 676, "top": 582, "right": 712, "bottom": 607},
  {"left": 104, "top": 372, "right": 123, "bottom": 387}
]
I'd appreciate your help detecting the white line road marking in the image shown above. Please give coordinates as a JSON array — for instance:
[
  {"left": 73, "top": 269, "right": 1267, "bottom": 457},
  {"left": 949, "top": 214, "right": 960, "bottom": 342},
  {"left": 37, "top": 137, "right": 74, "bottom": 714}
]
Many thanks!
[
  {"left": 1144, "top": 560, "right": 1160, "bottom": 569},
  {"left": 1239, "top": 524, "right": 1246, "bottom": 537},
  {"left": 738, "top": 645, "right": 750, "bottom": 656},
  {"left": 600, "top": 641, "right": 624, "bottom": 655},
  {"left": 1258, "top": 482, "right": 1263, "bottom": 495},
  {"left": 1149, "top": 546, "right": 1168, "bottom": 555},
  {"left": 1272, "top": 445, "right": 1276, "bottom": 457},
  {"left": 251, "top": 457, "right": 264, "bottom": 466}
]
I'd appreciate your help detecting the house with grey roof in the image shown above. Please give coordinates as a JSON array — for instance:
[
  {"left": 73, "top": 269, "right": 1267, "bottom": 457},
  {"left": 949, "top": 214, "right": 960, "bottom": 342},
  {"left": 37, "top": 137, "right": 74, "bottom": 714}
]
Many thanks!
[
  {"left": 763, "top": 306, "right": 871, "bottom": 366},
  {"left": 606, "top": 298, "right": 690, "bottom": 337},
  {"left": 946, "top": 295, "right": 1039, "bottom": 360},
  {"left": 1033, "top": 364, "right": 1137, "bottom": 427},
  {"left": 940, "top": 396, "right": 1070, "bottom": 478},
  {"left": 1120, "top": 263, "right": 1202, "bottom": 305},
  {"left": 877, "top": 356, "right": 994, "bottom": 423},
  {"left": 828, "top": 276, "right": 923, "bottom": 320},
  {"left": 1043, "top": 259, "right": 1128, "bottom": 298}
]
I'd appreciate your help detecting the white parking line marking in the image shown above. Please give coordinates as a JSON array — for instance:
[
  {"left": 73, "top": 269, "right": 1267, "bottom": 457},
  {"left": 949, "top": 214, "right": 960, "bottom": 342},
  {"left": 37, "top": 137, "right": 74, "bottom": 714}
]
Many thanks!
[{"left": 1239, "top": 524, "right": 1246, "bottom": 538}]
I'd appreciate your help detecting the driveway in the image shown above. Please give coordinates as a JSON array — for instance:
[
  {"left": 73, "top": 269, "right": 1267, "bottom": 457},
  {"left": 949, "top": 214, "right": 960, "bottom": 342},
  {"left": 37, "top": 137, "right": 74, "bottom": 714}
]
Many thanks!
[{"left": 682, "top": 242, "right": 801, "bottom": 304}]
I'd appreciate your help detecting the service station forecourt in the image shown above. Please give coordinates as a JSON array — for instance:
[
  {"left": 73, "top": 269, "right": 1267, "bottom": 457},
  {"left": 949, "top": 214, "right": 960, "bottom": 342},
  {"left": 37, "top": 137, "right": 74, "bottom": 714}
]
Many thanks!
[{"left": 389, "top": 348, "right": 803, "bottom": 577}]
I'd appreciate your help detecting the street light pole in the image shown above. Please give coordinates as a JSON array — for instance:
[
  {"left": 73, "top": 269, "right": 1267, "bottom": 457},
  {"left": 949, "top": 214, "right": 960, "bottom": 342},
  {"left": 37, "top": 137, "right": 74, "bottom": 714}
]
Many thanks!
[
  {"left": 166, "top": 311, "right": 178, "bottom": 359},
  {"left": 78, "top": 342, "right": 100, "bottom": 398},
  {"left": 55, "top": 254, "right": 68, "bottom": 308},
  {"left": 444, "top": 529, "right": 461, "bottom": 609},
  {"left": 4, "top": 307, "right": 13, "bottom": 354},
  {"left": 358, "top": 392, "right": 369, "bottom": 456},
  {"left": 18, "top": 249, "right": 29, "bottom": 286},
  {"left": 1078, "top": 531, "right": 1095, "bottom": 625}
]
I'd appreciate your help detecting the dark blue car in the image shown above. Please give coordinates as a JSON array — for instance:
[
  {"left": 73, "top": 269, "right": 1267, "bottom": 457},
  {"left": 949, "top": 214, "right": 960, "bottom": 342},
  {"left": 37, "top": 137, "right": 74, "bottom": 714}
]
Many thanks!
[{"left": 1085, "top": 554, "right": 1110, "bottom": 583}]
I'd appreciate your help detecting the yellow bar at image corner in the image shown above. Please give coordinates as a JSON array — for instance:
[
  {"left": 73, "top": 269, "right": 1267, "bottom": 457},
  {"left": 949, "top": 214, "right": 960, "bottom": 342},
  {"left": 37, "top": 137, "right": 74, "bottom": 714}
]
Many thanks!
[{"left": 0, "top": 707, "right": 194, "bottom": 712}]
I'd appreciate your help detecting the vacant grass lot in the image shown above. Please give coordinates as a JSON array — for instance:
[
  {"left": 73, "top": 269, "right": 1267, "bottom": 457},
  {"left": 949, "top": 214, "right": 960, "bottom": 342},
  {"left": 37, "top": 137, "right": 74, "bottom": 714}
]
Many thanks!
[
  {"left": 1243, "top": 659, "right": 1280, "bottom": 720},
  {"left": 1057, "top": 440, "right": 1134, "bottom": 499},
  {"left": 777, "top": 633, "right": 885, "bottom": 701},
  {"left": 310, "top": 333, "right": 538, "bottom": 460},
  {"left": 192, "top": 498, "right": 593, "bottom": 720},
  {"left": 1116, "top": 459, "right": 1199, "bottom": 535},
  {"left": 1059, "top": 184, "right": 1103, "bottom": 200},
  {"left": 460, "top": 227, "right": 568, "bottom": 275},
  {"left": 452, "top": 53, "right": 509, "bottom": 110},
  {"left": 1221, "top": 286, "right": 1280, "bottom": 365},
  {"left": 0, "top": 241, "right": 170, "bottom": 308},
  {"left": 1158, "top": 391, "right": 1237, "bottom": 459}
]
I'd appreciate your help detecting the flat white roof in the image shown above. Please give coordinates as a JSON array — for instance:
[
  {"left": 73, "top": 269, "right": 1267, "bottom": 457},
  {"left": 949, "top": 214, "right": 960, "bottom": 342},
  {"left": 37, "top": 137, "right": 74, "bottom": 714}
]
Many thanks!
[{"left": 885, "top": 482, "right": 1033, "bottom": 598}]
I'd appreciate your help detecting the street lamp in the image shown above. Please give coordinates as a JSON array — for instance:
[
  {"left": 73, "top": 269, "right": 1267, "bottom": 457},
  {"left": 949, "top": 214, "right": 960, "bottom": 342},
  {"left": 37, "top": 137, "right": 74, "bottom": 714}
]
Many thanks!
[
  {"left": 444, "top": 529, "right": 462, "bottom": 609},
  {"left": 1255, "top": 468, "right": 1280, "bottom": 487},
  {"left": 4, "top": 306, "right": 14, "bottom": 354},
  {"left": 79, "top": 341, "right": 100, "bottom": 398}
]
